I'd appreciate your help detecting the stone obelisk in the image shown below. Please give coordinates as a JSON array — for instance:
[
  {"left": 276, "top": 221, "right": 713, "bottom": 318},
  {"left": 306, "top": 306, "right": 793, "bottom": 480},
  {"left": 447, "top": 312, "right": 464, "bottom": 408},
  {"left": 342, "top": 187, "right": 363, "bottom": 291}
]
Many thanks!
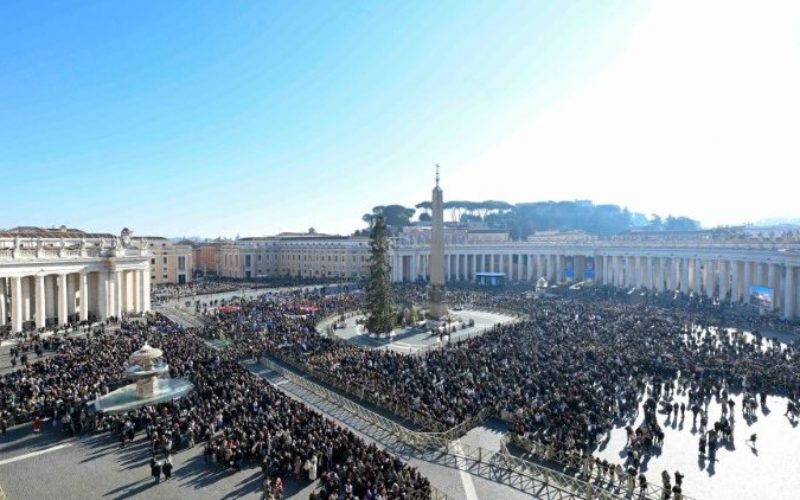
[{"left": 428, "top": 165, "right": 448, "bottom": 320}]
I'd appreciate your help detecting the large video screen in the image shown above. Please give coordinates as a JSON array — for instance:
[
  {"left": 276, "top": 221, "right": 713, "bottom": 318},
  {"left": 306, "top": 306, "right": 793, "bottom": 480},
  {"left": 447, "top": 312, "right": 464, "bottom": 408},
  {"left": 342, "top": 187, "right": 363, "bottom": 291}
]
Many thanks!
[
  {"left": 748, "top": 285, "right": 774, "bottom": 310},
  {"left": 585, "top": 258, "right": 595, "bottom": 280},
  {"left": 564, "top": 256, "right": 575, "bottom": 280}
]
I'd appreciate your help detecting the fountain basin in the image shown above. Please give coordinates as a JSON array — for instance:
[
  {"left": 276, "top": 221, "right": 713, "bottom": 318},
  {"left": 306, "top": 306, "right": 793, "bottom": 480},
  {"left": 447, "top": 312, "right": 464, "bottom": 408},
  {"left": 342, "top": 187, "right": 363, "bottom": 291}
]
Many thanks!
[{"left": 92, "top": 378, "right": 194, "bottom": 414}]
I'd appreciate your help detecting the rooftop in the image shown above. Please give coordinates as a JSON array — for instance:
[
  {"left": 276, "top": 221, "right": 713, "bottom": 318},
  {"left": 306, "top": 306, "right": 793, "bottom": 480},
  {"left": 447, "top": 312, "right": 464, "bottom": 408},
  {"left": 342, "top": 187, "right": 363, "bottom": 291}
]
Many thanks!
[{"left": 0, "top": 226, "right": 115, "bottom": 239}]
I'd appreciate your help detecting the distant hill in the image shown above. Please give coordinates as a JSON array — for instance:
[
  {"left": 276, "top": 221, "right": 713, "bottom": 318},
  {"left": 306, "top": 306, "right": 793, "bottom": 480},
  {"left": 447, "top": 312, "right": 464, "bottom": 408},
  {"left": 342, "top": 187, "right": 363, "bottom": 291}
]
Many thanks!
[{"left": 750, "top": 217, "right": 800, "bottom": 227}]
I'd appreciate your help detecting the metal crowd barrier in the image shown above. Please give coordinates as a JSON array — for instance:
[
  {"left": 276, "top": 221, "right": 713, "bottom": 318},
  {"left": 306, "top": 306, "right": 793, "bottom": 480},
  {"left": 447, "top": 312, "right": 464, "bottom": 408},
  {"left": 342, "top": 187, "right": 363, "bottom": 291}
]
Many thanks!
[
  {"left": 506, "top": 435, "right": 695, "bottom": 500},
  {"left": 266, "top": 352, "right": 449, "bottom": 432},
  {"left": 259, "top": 355, "right": 663, "bottom": 500}
]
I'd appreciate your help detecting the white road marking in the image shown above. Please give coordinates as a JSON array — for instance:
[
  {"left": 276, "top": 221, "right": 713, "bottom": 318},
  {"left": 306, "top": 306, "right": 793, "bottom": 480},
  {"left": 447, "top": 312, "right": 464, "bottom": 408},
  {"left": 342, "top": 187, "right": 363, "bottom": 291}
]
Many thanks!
[
  {"left": 450, "top": 439, "right": 479, "bottom": 500},
  {"left": 0, "top": 443, "right": 72, "bottom": 466}
]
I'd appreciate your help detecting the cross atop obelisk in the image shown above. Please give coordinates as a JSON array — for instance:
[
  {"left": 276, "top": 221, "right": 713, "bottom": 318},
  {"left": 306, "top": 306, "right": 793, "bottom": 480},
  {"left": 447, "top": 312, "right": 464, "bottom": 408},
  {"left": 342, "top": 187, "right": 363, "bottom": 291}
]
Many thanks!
[{"left": 435, "top": 164, "right": 440, "bottom": 187}]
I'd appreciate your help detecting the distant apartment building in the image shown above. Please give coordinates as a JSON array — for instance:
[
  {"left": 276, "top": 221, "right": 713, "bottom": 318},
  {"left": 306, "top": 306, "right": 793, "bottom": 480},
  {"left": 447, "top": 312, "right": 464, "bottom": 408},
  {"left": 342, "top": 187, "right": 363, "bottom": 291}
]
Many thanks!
[{"left": 134, "top": 237, "right": 193, "bottom": 285}]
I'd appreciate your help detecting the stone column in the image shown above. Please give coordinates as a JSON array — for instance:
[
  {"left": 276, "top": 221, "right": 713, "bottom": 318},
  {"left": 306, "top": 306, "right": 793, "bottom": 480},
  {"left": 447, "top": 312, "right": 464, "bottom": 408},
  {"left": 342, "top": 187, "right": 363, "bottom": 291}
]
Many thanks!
[
  {"left": 666, "top": 258, "right": 675, "bottom": 290},
  {"left": 758, "top": 263, "right": 769, "bottom": 288},
  {"left": 743, "top": 261, "right": 753, "bottom": 299},
  {"left": 98, "top": 271, "right": 108, "bottom": 320},
  {"left": 11, "top": 276, "right": 23, "bottom": 333},
  {"left": 469, "top": 254, "right": 475, "bottom": 276},
  {"left": 525, "top": 255, "right": 532, "bottom": 281},
  {"left": 718, "top": 261, "right": 729, "bottom": 300},
  {"left": 57, "top": 273, "right": 68, "bottom": 327},
  {"left": 768, "top": 263, "right": 779, "bottom": 310},
  {"left": 108, "top": 270, "right": 118, "bottom": 318},
  {"left": 704, "top": 260, "right": 714, "bottom": 298},
  {"left": 731, "top": 261, "right": 741, "bottom": 303},
  {"left": 21, "top": 276, "right": 32, "bottom": 324},
  {"left": 108, "top": 271, "right": 122, "bottom": 317},
  {"left": 637, "top": 256, "right": 646, "bottom": 287},
  {"left": 0, "top": 278, "right": 6, "bottom": 326},
  {"left": 67, "top": 274, "right": 78, "bottom": 317},
  {"left": 784, "top": 266, "right": 796, "bottom": 319},
  {"left": 691, "top": 259, "right": 700, "bottom": 293},
  {"left": 133, "top": 270, "right": 142, "bottom": 313},
  {"left": 35, "top": 274, "right": 46, "bottom": 330},
  {"left": 535, "top": 255, "right": 543, "bottom": 280},
  {"left": 679, "top": 258, "right": 689, "bottom": 294},
  {"left": 79, "top": 272, "right": 89, "bottom": 321},
  {"left": 143, "top": 269, "right": 151, "bottom": 312},
  {"left": 555, "top": 255, "right": 564, "bottom": 284}
]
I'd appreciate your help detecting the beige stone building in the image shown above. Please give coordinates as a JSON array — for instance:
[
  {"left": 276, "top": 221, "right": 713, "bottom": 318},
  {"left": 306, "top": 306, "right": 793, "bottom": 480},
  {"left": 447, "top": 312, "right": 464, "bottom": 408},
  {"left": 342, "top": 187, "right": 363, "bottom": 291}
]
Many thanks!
[
  {"left": 0, "top": 226, "right": 151, "bottom": 333},
  {"left": 135, "top": 237, "right": 193, "bottom": 285},
  {"left": 194, "top": 242, "right": 225, "bottom": 276},
  {"left": 217, "top": 232, "right": 370, "bottom": 280}
]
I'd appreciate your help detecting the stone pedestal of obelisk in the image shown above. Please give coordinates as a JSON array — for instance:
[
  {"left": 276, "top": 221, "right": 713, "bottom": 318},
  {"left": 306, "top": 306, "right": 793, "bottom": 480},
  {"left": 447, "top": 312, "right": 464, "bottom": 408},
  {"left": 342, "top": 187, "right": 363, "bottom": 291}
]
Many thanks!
[{"left": 428, "top": 168, "right": 448, "bottom": 320}]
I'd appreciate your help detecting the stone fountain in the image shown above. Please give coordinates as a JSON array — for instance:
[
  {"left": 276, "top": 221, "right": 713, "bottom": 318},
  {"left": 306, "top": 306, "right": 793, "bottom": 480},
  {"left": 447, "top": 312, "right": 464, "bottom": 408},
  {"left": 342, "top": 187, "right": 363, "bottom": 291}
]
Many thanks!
[{"left": 91, "top": 342, "right": 194, "bottom": 414}]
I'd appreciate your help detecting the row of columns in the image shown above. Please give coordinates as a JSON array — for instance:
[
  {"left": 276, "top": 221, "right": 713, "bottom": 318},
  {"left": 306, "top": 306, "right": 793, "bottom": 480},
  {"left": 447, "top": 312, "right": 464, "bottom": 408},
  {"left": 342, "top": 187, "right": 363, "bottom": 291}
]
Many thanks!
[
  {"left": 0, "top": 267, "right": 150, "bottom": 334},
  {"left": 390, "top": 252, "right": 799, "bottom": 319}
]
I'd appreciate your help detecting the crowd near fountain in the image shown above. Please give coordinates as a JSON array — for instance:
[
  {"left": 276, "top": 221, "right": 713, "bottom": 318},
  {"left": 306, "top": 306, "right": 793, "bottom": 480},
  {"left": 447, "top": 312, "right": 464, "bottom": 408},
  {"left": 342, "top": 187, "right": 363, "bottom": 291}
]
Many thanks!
[{"left": 1, "top": 279, "right": 799, "bottom": 499}]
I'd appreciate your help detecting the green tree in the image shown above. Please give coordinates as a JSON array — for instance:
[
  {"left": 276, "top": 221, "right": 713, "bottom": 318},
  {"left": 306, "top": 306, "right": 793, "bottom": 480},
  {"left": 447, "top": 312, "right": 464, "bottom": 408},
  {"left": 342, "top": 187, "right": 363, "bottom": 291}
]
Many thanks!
[
  {"left": 362, "top": 204, "right": 416, "bottom": 230},
  {"left": 365, "top": 212, "right": 395, "bottom": 335}
]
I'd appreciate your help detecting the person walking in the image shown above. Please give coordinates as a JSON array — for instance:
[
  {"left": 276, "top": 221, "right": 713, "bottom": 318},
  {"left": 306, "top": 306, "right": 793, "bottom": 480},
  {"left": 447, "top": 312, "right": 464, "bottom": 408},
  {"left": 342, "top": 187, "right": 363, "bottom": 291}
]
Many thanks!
[{"left": 33, "top": 415, "right": 42, "bottom": 433}]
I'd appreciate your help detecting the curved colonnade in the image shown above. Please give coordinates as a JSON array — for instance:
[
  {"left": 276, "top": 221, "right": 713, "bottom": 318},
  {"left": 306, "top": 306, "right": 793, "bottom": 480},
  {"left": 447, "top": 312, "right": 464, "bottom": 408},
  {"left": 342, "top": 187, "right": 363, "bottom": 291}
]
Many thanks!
[
  {"left": 391, "top": 240, "right": 800, "bottom": 319},
  {"left": 0, "top": 235, "right": 151, "bottom": 334}
]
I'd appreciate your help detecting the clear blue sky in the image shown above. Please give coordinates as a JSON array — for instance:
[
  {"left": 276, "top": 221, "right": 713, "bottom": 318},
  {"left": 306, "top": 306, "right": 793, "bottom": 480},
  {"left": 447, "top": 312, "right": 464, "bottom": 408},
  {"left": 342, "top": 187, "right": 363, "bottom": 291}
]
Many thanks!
[{"left": 2, "top": 1, "right": 798, "bottom": 237}]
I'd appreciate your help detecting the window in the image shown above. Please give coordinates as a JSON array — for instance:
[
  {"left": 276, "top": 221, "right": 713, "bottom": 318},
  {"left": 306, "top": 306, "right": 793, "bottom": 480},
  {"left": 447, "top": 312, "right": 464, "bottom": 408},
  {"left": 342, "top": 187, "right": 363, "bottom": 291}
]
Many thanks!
[
  {"left": 245, "top": 255, "right": 251, "bottom": 267},
  {"left": 163, "top": 274, "right": 168, "bottom": 279},
  {"left": 178, "top": 256, "right": 186, "bottom": 271},
  {"left": 163, "top": 257, "right": 168, "bottom": 264},
  {"left": 150, "top": 258, "right": 155, "bottom": 264},
  {"left": 151, "top": 275, "right": 156, "bottom": 280}
]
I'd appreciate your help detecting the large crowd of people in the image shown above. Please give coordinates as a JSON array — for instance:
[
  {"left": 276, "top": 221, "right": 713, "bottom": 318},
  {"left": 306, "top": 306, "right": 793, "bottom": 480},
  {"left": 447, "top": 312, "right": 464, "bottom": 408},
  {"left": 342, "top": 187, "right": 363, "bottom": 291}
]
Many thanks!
[
  {"left": 3, "top": 280, "right": 800, "bottom": 499},
  {"left": 0, "top": 310, "right": 431, "bottom": 499}
]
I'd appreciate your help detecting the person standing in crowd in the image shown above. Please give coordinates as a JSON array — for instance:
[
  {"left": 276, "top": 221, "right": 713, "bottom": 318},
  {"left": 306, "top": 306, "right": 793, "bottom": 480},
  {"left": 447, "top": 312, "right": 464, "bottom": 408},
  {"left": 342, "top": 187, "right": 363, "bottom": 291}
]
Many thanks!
[
  {"left": 150, "top": 458, "right": 162, "bottom": 484},
  {"left": 163, "top": 455, "right": 173, "bottom": 480}
]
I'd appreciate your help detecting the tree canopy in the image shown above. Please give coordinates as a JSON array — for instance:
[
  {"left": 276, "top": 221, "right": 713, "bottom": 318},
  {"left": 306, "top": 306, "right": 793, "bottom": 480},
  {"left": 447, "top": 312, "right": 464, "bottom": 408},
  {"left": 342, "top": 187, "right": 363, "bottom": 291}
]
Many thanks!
[
  {"left": 361, "top": 199, "right": 699, "bottom": 240},
  {"left": 362, "top": 204, "right": 416, "bottom": 230}
]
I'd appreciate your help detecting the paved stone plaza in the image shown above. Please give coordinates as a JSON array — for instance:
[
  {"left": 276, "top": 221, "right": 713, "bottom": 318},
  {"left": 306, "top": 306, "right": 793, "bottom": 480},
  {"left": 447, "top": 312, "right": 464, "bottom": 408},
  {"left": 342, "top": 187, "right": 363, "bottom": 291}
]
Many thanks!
[
  {"left": 0, "top": 424, "right": 299, "bottom": 499},
  {"left": 591, "top": 328, "right": 800, "bottom": 500},
  {"left": 594, "top": 389, "right": 800, "bottom": 500},
  {"left": 328, "top": 309, "right": 516, "bottom": 354}
]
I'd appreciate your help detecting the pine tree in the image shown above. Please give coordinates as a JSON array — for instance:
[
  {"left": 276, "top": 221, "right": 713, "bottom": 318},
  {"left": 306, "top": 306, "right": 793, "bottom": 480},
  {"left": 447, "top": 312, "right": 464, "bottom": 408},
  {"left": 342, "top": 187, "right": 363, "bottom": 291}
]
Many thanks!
[{"left": 366, "top": 212, "right": 395, "bottom": 335}]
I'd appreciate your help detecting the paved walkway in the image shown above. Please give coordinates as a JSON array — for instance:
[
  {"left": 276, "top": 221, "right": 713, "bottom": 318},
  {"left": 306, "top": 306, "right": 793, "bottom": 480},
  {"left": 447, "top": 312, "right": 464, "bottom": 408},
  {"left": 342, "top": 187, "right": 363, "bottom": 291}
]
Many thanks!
[
  {"left": 330, "top": 309, "right": 516, "bottom": 354},
  {"left": 248, "top": 363, "right": 535, "bottom": 500}
]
